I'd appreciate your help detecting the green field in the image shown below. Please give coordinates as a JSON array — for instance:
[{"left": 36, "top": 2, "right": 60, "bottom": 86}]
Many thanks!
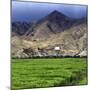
[{"left": 12, "top": 58, "right": 87, "bottom": 90}]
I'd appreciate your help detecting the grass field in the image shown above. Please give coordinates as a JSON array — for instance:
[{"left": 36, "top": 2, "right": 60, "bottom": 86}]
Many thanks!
[{"left": 12, "top": 58, "right": 87, "bottom": 90}]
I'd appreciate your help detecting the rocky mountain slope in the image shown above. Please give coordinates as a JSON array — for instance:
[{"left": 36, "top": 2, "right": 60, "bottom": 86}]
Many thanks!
[
  {"left": 11, "top": 10, "right": 87, "bottom": 58},
  {"left": 12, "top": 22, "right": 32, "bottom": 36},
  {"left": 24, "top": 11, "right": 73, "bottom": 40}
]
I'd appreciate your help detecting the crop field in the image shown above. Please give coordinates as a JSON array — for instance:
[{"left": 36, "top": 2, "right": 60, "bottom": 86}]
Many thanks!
[{"left": 12, "top": 58, "right": 87, "bottom": 90}]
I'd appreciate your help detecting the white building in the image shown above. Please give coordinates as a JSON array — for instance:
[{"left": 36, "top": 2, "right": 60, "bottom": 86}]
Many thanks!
[{"left": 54, "top": 46, "right": 60, "bottom": 51}]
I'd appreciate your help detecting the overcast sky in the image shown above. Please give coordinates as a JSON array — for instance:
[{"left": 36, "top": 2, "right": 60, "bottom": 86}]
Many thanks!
[{"left": 12, "top": 1, "right": 87, "bottom": 22}]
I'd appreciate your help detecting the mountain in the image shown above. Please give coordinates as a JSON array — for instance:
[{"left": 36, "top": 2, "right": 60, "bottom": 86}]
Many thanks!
[
  {"left": 12, "top": 22, "right": 32, "bottom": 36},
  {"left": 24, "top": 10, "right": 73, "bottom": 40},
  {"left": 24, "top": 11, "right": 87, "bottom": 41},
  {"left": 11, "top": 10, "right": 87, "bottom": 58},
  {"left": 37, "top": 10, "right": 71, "bottom": 26}
]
